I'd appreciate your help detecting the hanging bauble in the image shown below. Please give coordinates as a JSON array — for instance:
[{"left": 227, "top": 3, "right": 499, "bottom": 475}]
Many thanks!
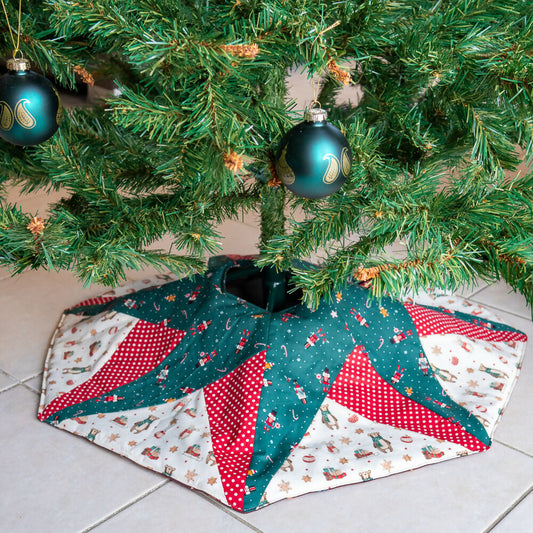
[
  {"left": 0, "top": 57, "right": 62, "bottom": 146},
  {"left": 275, "top": 108, "right": 352, "bottom": 199}
]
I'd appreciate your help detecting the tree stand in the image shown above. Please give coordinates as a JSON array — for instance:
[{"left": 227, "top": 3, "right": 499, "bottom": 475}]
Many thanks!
[{"left": 225, "top": 265, "right": 302, "bottom": 313}]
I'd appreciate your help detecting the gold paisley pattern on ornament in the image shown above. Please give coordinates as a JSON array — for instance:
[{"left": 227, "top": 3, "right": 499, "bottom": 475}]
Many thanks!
[
  {"left": 276, "top": 145, "right": 295, "bottom": 185},
  {"left": 322, "top": 153, "right": 340, "bottom": 184},
  {"left": 0, "top": 101, "right": 14, "bottom": 131},
  {"left": 14, "top": 99, "right": 37, "bottom": 129},
  {"left": 341, "top": 147, "right": 351, "bottom": 177}
]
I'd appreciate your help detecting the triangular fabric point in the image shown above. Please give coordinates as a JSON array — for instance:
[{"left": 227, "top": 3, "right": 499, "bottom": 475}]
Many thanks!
[{"left": 204, "top": 350, "right": 267, "bottom": 511}]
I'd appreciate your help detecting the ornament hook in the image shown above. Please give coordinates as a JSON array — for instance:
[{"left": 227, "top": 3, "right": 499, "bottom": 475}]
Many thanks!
[{"left": 311, "top": 76, "right": 321, "bottom": 110}]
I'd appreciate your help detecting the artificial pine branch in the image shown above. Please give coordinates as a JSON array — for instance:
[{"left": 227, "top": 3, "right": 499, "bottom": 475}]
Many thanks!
[{"left": 0, "top": 0, "right": 531, "bottom": 312}]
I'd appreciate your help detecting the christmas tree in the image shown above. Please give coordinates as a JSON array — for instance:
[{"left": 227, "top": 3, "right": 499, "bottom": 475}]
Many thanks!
[{"left": 1, "top": 0, "right": 532, "bottom": 311}]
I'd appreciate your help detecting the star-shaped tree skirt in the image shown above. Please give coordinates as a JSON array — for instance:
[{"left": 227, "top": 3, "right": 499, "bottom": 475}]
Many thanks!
[{"left": 39, "top": 256, "right": 527, "bottom": 512}]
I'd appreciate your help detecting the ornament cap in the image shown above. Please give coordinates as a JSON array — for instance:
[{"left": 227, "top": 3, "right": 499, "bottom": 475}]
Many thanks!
[
  {"left": 304, "top": 107, "right": 328, "bottom": 123},
  {"left": 6, "top": 57, "right": 30, "bottom": 72}
]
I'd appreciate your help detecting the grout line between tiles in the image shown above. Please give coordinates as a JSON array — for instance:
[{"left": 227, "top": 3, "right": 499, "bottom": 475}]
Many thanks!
[
  {"left": 79, "top": 479, "right": 169, "bottom": 532},
  {"left": 22, "top": 374, "right": 43, "bottom": 394},
  {"left": 195, "top": 491, "right": 265, "bottom": 533},
  {"left": 0, "top": 369, "right": 22, "bottom": 393},
  {"left": 21, "top": 371, "right": 43, "bottom": 382},
  {"left": 0, "top": 381, "right": 19, "bottom": 393},
  {"left": 0, "top": 369, "right": 44, "bottom": 394},
  {"left": 494, "top": 438, "right": 533, "bottom": 459},
  {"left": 21, "top": 381, "right": 41, "bottom": 394},
  {"left": 483, "top": 483, "right": 533, "bottom": 532},
  {"left": 0, "top": 367, "right": 18, "bottom": 379},
  {"left": 466, "top": 283, "right": 490, "bottom": 299}
]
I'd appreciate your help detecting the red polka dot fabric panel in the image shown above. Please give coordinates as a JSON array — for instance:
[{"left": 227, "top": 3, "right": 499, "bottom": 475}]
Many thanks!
[{"left": 38, "top": 257, "right": 527, "bottom": 512}]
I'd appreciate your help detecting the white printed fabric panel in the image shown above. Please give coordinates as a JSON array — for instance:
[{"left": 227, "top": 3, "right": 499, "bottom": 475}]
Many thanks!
[
  {"left": 55, "top": 389, "right": 228, "bottom": 505},
  {"left": 262, "top": 398, "right": 475, "bottom": 508}
]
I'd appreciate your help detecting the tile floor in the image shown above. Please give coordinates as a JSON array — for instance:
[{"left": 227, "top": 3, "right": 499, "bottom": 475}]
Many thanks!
[{"left": 1, "top": 185, "right": 532, "bottom": 532}]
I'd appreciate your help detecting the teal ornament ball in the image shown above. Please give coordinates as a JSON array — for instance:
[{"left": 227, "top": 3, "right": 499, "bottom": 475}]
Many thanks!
[
  {"left": 0, "top": 57, "right": 62, "bottom": 146},
  {"left": 275, "top": 108, "right": 352, "bottom": 199}
]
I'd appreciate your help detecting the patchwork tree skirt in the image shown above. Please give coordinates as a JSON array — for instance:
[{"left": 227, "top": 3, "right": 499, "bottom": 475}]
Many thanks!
[{"left": 38, "top": 256, "right": 528, "bottom": 512}]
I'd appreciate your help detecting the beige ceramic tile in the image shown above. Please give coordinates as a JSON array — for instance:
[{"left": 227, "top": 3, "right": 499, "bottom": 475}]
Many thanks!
[
  {"left": 286, "top": 66, "right": 317, "bottom": 111},
  {"left": 476, "top": 307, "right": 533, "bottom": 456},
  {"left": 491, "top": 491, "right": 533, "bottom": 533},
  {"left": 0, "top": 370, "right": 17, "bottom": 391},
  {"left": 22, "top": 373, "right": 43, "bottom": 394},
  {"left": 0, "top": 266, "right": 12, "bottom": 281},
  {"left": 124, "top": 233, "right": 181, "bottom": 282},
  {"left": 92, "top": 482, "right": 256, "bottom": 533},
  {"left": 472, "top": 280, "right": 531, "bottom": 319},
  {"left": 237, "top": 208, "right": 262, "bottom": 229},
  {"left": 4, "top": 183, "right": 65, "bottom": 215},
  {"left": 0, "top": 386, "right": 167, "bottom": 533},
  {"left": 124, "top": 218, "right": 260, "bottom": 281},
  {"left": 216, "top": 219, "right": 260, "bottom": 256},
  {"left": 0, "top": 269, "right": 105, "bottom": 380},
  {"left": 453, "top": 280, "right": 490, "bottom": 298},
  {"left": 240, "top": 442, "right": 533, "bottom": 533},
  {"left": 286, "top": 64, "right": 363, "bottom": 112}
]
